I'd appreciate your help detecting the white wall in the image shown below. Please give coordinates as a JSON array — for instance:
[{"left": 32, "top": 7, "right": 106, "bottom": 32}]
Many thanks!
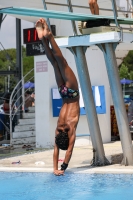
[{"left": 34, "top": 57, "right": 51, "bottom": 148}]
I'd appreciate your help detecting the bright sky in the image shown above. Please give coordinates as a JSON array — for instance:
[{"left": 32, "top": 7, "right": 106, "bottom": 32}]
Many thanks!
[{"left": 0, "top": 15, "right": 33, "bottom": 50}]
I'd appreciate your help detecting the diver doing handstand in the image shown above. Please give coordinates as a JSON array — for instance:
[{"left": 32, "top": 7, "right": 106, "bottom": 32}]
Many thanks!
[{"left": 36, "top": 18, "right": 80, "bottom": 176}]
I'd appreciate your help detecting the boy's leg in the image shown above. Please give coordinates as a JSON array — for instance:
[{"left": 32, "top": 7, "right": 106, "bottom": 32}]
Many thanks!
[
  {"left": 94, "top": 0, "right": 99, "bottom": 15},
  {"left": 39, "top": 18, "right": 78, "bottom": 90},
  {"left": 36, "top": 21, "right": 64, "bottom": 87},
  {"left": 89, "top": 0, "right": 99, "bottom": 15}
]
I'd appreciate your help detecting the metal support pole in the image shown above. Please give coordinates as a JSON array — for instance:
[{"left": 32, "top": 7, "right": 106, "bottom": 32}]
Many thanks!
[
  {"left": 131, "top": 0, "right": 133, "bottom": 19},
  {"left": 111, "top": 0, "right": 123, "bottom": 40},
  {"left": 22, "top": 77, "right": 25, "bottom": 115},
  {"left": 70, "top": 46, "right": 110, "bottom": 166},
  {"left": 42, "top": 0, "right": 52, "bottom": 31},
  {"left": 99, "top": 43, "right": 133, "bottom": 165},
  {"left": 0, "top": 14, "right": 3, "bottom": 29},
  {"left": 111, "top": 0, "right": 118, "bottom": 17},
  {"left": 7, "top": 66, "right": 10, "bottom": 92},
  {"left": 4, "top": 77, "right": 7, "bottom": 92},
  {"left": 16, "top": 18, "right": 23, "bottom": 119},
  {"left": 66, "top": 0, "right": 78, "bottom": 36}
]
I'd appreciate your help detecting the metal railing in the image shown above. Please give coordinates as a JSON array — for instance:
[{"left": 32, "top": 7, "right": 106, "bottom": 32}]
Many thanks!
[
  {"left": 45, "top": 0, "right": 133, "bottom": 14},
  {"left": 44, "top": 0, "right": 133, "bottom": 41},
  {"left": 9, "top": 68, "right": 34, "bottom": 142}
]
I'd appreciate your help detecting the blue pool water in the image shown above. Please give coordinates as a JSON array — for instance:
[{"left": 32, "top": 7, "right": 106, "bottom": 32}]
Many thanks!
[{"left": 0, "top": 172, "right": 133, "bottom": 200}]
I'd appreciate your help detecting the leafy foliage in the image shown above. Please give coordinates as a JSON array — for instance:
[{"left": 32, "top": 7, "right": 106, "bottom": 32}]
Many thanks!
[
  {"left": 119, "top": 51, "right": 133, "bottom": 94},
  {"left": 119, "top": 64, "right": 129, "bottom": 79},
  {"left": 0, "top": 47, "right": 34, "bottom": 92},
  {"left": 122, "top": 51, "right": 133, "bottom": 72},
  {"left": 130, "top": 71, "right": 133, "bottom": 80},
  {"left": 119, "top": 50, "right": 133, "bottom": 80}
]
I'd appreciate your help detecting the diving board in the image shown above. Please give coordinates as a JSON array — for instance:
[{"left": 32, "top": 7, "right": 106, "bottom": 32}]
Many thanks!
[
  {"left": 55, "top": 31, "right": 133, "bottom": 48},
  {"left": 0, "top": 7, "right": 133, "bottom": 25}
]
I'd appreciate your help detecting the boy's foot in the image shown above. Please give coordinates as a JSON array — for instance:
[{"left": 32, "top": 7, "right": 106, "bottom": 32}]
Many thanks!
[
  {"left": 40, "top": 18, "right": 51, "bottom": 38},
  {"left": 36, "top": 21, "right": 44, "bottom": 40},
  {"left": 36, "top": 18, "right": 52, "bottom": 39}
]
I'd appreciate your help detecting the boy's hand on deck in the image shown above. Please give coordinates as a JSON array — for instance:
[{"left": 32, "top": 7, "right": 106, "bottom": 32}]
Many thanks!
[{"left": 54, "top": 170, "right": 64, "bottom": 176}]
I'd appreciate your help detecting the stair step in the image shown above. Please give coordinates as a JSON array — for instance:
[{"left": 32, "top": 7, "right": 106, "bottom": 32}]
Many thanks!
[
  {"left": 12, "top": 143, "right": 35, "bottom": 149},
  {"left": 18, "top": 119, "right": 35, "bottom": 125},
  {"left": 23, "top": 112, "right": 35, "bottom": 119},
  {"left": 28, "top": 106, "right": 35, "bottom": 113},
  {"left": 11, "top": 105, "right": 36, "bottom": 147},
  {"left": 11, "top": 137, "right": 35, "bottom": 145},
  {"left": 0, "top": 140, "right": 10, "bottom": 145},
  {"left": 13, "top": 131, "right": 35, "bottom": 139},
  {"left": 15, "top": 124, "right": 35, "bottom": 132}
]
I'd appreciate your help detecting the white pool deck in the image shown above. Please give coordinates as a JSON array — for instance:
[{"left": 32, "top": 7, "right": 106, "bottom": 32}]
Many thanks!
[{"left": 0, "top": 141, "right": 133, "bottom": 174}]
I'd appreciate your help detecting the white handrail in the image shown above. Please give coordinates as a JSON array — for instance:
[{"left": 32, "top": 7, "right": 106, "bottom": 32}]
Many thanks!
[{"left": 9, "top": 68, "right": 34, "bottom": 142}]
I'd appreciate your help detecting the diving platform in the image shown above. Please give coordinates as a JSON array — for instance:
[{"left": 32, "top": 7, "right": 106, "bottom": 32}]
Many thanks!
[
  {"left": 0, "top": 7, "right": 133, "bottom": 25},
  {"left": 0, "top": 7, "right": 133, "bottom": 47},
  {"left": 1, "top": 6, "right": 132, "bottom": 46},
  {"left": 0, "top": 6, "right": 133, "bottom": 47},
  {"left": 55, "top": 31, "right": 133, "bottom": 48}
]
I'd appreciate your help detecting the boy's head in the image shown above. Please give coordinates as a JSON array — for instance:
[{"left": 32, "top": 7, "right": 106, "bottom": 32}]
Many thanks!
[{"left": 55, "top": 131, "right": 69, "bottom": 150}]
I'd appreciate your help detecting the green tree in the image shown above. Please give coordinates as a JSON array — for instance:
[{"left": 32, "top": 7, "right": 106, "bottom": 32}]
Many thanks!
[
  {"left": 0, "top": 47, "right": 34, "bottom": 93},
  {"left": 130, "top": 71, "right": 133, "bottom": 80},
  {"left": 119, "top": 64, "right": 129, "bottom": 79},
  {"left": 122, "top": 50, "right": 133, "bottom": 72}
]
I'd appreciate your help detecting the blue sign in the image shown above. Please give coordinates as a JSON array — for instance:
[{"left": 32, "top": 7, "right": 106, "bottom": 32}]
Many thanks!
[
  {"left": 51, "top": 86, "right": 106, "bottom": 117},
  {"left": 92, "top": 86, "right": 106, "bottom": 114}
]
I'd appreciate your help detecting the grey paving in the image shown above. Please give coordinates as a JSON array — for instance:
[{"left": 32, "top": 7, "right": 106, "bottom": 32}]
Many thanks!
[{"left": 0, "top": 141, "right": 133, "bottom": 173}]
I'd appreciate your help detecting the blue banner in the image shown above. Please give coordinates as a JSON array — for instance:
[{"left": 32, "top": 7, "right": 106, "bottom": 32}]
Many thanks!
[{"left": 51, "top": 86, "right": 106, "bottom": 117}]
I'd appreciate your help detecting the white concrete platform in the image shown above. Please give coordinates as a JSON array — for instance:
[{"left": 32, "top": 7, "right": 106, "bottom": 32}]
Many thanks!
[
  {"left": 0, "top": 141, "right": 132, "bottom": 174},
  {"left": 0, "top": 166, "right": 133, "bottom": 174},
  {"left": 55, "top": 31, "right": 133, "bottom": 48}
]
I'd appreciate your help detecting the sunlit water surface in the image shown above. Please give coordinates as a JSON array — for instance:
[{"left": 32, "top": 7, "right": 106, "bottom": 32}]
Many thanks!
[{"left": 0, "top": 172, "right": 133, "bottom": 200}]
